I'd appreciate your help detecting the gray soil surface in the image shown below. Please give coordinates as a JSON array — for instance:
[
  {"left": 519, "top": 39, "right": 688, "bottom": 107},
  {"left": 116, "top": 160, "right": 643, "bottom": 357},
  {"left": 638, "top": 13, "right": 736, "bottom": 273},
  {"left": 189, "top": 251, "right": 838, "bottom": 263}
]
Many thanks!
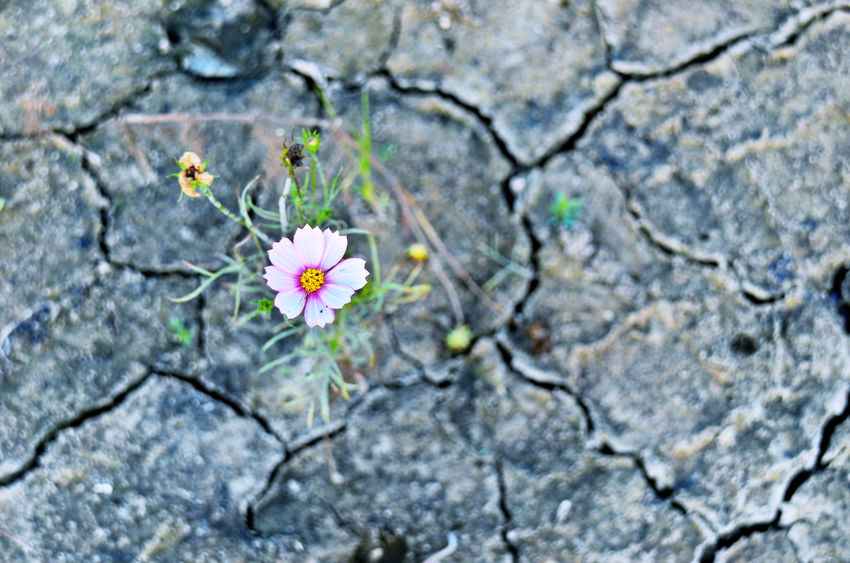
[{"left": 4, "top": 0, "right": 850, "bottom": 561}]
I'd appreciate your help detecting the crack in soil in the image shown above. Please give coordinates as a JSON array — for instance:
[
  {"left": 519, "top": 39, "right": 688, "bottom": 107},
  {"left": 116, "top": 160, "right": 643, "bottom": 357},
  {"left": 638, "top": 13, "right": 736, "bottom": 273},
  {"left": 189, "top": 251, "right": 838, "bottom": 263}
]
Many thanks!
[
  {"left": 56, "top": 110, "right": 218, "bottom": 283},
  {"left": 6, "top": 2, "right": 848, "bottom": 555},
  {"left": 244, "top": 455, "right": 287, "bottom": 533},
  {"left": 0, "top": 365, "right": 291, "bottom": 494},
  {"left": 153, "top": 369, "right": 286, "bottom": 444},
  {"left": 245, "top": 417, "right": 347, "bottom": 533},
  {"left": 195, "top": 291, "right": 208, "bottom": 356},
  {"left": 495, "top": 338, "right": 594, "bottom": 432},
  {"left": 611, "top": 169, "right": 789, "bottom": 306},
  {"left": 612, "top": 29, "right": 755, "bottom": 80},
  {"left": 69, "top": 136, "right": 114, "bottom": 265},
  {"left": 509, "top": 214, "right": 543, "bottom": 320},
  {"left": 378, "top": 69, "right": 520, "bottom": 169},
  {"left": 356, "top": 4, "right": 816, "bottom": 333},
  {"left": 495, "top": 337, "right": 699, "bottom": 531},
  {"left": 48, "top": 134, "right": 222, "bottom": 281},
  {"left": 0, "top": 370, "right": 153, "bottom": 488},
  {"left": 57, "top": 68, "right": 175, "bottom": 140},
  {"left": 768, "top": 3, "right": 850, "bottom": 49},
  {"left": 385, "top": 315, "right": 428, "bottom": 384},
  {"left": 698, "top": 386, "right": 850, "bottom": 561},
  {"left": 494, "top": 460, "right": 520, "bottom": 562}
]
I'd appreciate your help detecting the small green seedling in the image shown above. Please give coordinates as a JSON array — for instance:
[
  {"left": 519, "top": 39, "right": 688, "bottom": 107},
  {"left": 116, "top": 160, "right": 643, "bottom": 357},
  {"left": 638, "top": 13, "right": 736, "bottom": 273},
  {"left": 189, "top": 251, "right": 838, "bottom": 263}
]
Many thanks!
[
  {"left": 550, "top": 192, "right": 581, "bottom": 227},
  {"left": 168, "top": 316, "right": 193, "bottom": 347}
]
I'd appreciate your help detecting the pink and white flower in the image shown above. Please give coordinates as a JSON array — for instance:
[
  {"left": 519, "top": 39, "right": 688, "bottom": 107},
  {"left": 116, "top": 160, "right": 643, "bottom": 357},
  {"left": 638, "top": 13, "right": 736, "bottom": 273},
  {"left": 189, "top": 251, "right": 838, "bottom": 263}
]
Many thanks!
[{"left": 263, "top": 225, "right": 369, "bottom": 327}]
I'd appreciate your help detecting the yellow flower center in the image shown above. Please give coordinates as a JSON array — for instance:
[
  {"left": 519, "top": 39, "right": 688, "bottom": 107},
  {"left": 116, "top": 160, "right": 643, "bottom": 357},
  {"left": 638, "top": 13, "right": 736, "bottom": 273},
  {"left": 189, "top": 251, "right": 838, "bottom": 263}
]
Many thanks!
[{"left": 300, "top": 268, "right": 325, "bottom": 294}]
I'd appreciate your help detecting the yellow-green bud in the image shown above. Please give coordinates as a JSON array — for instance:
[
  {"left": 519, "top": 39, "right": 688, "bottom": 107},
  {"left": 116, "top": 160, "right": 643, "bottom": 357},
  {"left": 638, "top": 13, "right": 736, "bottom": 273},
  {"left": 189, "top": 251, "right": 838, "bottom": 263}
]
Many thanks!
[
  {"left": 446, "top": 325, "right": 472, "bottom": 352},
  {"left": 305, "top": 135, "right": 320, "bottom": 154},
  {"left": 407, "top": 243, "right": 428, "bottom": 262}
]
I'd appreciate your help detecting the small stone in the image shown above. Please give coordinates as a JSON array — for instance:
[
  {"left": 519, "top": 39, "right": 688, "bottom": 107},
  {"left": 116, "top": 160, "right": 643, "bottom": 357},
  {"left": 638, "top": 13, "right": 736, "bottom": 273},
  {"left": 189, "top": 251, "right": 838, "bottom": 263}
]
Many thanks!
[{"left": 93, "top": 483, "right": 113, "bottom": 495}]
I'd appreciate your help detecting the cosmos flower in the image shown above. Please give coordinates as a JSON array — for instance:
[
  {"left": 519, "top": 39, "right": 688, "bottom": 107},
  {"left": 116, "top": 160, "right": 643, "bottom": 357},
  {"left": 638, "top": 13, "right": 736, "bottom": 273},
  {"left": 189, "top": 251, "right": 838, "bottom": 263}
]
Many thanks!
[
  {"left": 176, "top": 151, "right": 214, "bottom": 198},
  {"left": 263, "top": 225, "right": 369, "bottom": 327}
]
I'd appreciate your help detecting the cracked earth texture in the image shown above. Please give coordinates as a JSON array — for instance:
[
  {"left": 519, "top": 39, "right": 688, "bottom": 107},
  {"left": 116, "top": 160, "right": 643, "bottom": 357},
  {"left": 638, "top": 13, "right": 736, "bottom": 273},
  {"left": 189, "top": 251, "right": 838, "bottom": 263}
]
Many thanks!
[{"left": 3, "top": 0, "right": 850, "bottom": 561}]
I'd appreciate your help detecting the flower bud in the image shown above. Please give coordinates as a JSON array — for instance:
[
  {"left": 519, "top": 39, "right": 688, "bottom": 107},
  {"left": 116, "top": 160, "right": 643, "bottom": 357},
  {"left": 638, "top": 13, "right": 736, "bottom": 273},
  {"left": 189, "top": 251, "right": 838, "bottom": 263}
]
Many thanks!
[
  {"left": 406, "top": 243, "right": 429, "bottom": 262},
  {"left": 176, "top": 151, "right": 213, "bottom": 197},
  {"left": 446, "top": 325, "right": 472, "bottom": 352}
]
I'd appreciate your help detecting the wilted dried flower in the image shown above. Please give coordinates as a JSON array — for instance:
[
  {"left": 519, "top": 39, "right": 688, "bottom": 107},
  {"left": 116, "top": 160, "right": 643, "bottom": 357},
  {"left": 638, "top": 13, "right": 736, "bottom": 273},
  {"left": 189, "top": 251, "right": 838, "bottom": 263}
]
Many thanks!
[{"left": 176, "top": 151, "right": 214, "bottom": 198}]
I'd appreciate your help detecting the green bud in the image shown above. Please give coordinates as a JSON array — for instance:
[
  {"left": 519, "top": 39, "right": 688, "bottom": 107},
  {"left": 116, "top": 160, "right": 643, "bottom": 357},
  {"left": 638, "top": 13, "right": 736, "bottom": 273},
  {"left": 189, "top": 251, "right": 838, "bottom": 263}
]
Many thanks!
[
  {"left": 406, "top": 243, "right": 428, "bottom": 262},
  {"left": 301, "top": 129, "right": 321, "bottom": 155},
  {"left": 446, "top": 325, "right": 472, "bottom": 352},
  {"left": 253, "top": 298, "right": 275, "bottom": 315}
]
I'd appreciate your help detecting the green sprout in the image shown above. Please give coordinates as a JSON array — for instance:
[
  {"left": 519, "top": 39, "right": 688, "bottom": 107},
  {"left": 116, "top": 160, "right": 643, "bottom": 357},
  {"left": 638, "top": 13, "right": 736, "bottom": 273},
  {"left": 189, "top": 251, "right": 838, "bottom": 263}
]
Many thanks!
[
  {"left": 168, "top": 316, "right": 193, "bottom": 347},
  {"left": 550, "top": 192, "right": 582, "bottom": 227},
  {"left": 0, "top": 197, "right": 5, "bottom": 212}
]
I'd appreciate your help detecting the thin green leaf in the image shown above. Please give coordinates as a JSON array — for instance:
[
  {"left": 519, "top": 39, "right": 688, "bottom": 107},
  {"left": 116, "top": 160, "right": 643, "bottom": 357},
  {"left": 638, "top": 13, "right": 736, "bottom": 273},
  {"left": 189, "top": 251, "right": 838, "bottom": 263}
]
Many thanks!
[
  {"left": 239, "top": 175, "right": 261, "bottom": 223},
  {"left": 232, "top": 264, "right": 244, "bottom": 320},
  {"left": 284, "top": 394, "right": 305, "bottom": 408},
  {"left": 261, "top": 328, "right": 300, "bottom": 352},
  {"left": 236, "top": 308, "right": 262, "bottom": 324},
  {"left": 259, "top": 351, "right": 299, "bottom": 374},
  {"left": 324, "top": 358, "right": 346, "bottom": 388},
  {"left": 320, "top": 377, "right": 330, "bottom": 422},
  {"left": 306, "top": 398, "right": 316, "bottom": 428},
  {"left": 248, "top": 204, "right": 281, "bottom": 220},
  {"left": 280, "top": 370, "right": 323, "bottom": 395},
  {"left": 171, "top": 261, "right": 244, "bottom": 302},
  {"left": 315, "top": 84, "right": 338, "bottom": 120}
]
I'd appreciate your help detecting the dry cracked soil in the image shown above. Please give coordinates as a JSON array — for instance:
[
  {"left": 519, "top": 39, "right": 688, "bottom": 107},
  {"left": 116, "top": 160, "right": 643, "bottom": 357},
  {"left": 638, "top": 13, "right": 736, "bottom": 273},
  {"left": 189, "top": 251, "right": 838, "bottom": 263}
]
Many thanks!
[{"left": 3, "top": 0, "right": 850, "bottom": 561}]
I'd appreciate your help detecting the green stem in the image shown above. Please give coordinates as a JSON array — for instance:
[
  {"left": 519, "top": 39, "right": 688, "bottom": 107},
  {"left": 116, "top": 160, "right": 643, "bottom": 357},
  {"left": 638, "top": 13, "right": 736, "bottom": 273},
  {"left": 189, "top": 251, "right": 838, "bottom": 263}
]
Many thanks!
[
  {"left": 281, "top": 163, "right": 306, "bottom": 225},
  {"left": 199, "top": 183, "right": 271, "bottom": 244},
  {"left": 310, "top": 158, "right": 317, "bottom": 204}
]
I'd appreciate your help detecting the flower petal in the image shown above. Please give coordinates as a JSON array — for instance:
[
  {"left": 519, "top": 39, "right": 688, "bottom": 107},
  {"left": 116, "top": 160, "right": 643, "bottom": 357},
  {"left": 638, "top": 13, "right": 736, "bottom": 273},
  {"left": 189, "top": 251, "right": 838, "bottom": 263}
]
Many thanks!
[
  {"left": 325, "top": 258, "right": 369, "bottom": 290},
  {"left": 274, "top": 288, "right": 307, "bottom": 319},
  {"left": 178, "top": 151, "right": 202, "bottom": 168},
  {"left": 319, "top": 229, "right": 348, "bottom": 271},
  {"left": 268, "top": 237, "right": 304, "bottom": 275},
  {"left": 304, "top": 293, "right": 335, "bottom": 327},
  {"left": 196, "top": 171, "right": 214, "bottom": 187},
  {"left": 179, "top": 175, "right": 200, "bottom": 197},
  {"left": 293, "top": 225, "right": 325, "bottom": 269},
  {"left": 317, "top": 283, "right": 355, "bottom": 309},
  {"left": 264, "top": 266, "right": 300, "bottom": 292}
]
